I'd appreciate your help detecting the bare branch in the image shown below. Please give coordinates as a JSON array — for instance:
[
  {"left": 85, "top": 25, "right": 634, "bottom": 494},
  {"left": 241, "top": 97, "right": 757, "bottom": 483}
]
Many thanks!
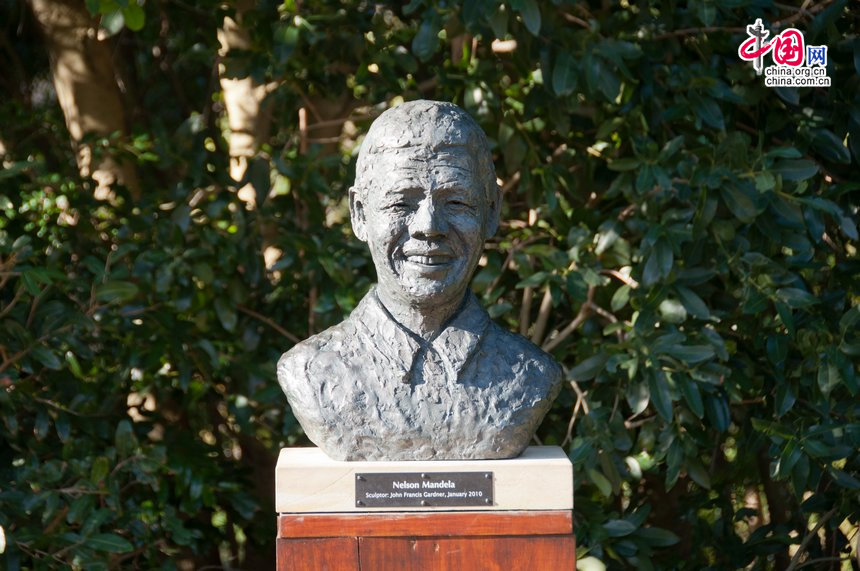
[
  {"left": 236, "top": 305, "right": 301, "bottom": 344},
  {"left": 530, "top": 286, "right": 553, "bottom": 346},
  {"left": 601, "top": 268, "right": 639, "bottom": 289},
  {"left": 560, "top": 12, "right": 590, "bottom": 29},
  {"left": 569, "top": 380, "right": 590, "bottom": 415},
  {"left": 651, "top": 0, "right": 833, "bottom": 40},
  {"left": 542, "top": 286, "right": 595, "bottom": 352},
  {"left": 786, "top": 508, "right": 839, "bottom": 571},
  {"left": 518, "top": 286, "right": 534, "bottom": 336}
]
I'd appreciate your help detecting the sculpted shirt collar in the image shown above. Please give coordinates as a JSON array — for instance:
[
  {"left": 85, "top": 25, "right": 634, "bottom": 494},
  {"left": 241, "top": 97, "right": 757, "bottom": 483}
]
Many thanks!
[{"left": 351, "top": 287, "right": 491, "bottom": 384}]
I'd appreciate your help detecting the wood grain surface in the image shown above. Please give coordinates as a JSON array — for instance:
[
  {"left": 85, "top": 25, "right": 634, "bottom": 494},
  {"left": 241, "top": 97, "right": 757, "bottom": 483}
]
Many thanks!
[
  {"left": 358, "top": 535, "right": 576, "bottom": 570},
  {"left": 277, "top": 537, "right": 358, "bottom": 571},
  {"left": 278, "top": 510, "right": 573, "bottom": 538}
]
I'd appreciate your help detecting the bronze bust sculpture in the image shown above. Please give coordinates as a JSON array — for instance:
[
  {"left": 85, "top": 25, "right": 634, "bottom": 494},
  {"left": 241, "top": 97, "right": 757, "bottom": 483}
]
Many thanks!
[{"left": 278, "top": 100, "right": 562, "bottom": 461}]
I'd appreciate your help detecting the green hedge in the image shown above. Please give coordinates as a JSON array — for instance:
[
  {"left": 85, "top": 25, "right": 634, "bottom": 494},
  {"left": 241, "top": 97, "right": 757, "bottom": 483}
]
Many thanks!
[{"left": 1, "top": 1, "right": 858, "bottom": 568}]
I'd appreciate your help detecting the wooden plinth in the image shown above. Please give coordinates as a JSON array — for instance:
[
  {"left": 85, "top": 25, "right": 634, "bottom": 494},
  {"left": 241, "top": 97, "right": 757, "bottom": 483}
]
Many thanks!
[{"left": 276, "top": 510, "right": 576, "bottom": 570}]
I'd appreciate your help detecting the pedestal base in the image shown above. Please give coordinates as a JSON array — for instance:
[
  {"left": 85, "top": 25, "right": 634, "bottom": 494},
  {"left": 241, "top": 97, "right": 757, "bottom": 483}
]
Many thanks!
[
  {"left": 275, "top": 446, "right": 575, "bottom": 569},
  {"left": 276, "top": 510, "right": 576, "bottom": 570}
]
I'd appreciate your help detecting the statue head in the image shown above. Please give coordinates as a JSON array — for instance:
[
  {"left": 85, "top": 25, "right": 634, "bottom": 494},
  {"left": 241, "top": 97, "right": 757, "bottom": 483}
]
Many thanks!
[{"left": 349, "top": 100, "right": 501, "bottom": 310}]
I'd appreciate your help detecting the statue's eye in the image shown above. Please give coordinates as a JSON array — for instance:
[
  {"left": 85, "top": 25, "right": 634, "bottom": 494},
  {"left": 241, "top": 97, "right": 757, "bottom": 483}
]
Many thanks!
[
  {"left": 389, "top": 201, "right": 411, "bottom": 212},
  {"left": 448, "top": 200, "right": 473, "bottom": 211}
]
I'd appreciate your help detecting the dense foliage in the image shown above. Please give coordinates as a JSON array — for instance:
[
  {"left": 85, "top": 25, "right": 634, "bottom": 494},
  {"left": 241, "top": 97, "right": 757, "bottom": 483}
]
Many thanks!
[{"left": 1, "top": 0, "right": 858, "bottom": 569}]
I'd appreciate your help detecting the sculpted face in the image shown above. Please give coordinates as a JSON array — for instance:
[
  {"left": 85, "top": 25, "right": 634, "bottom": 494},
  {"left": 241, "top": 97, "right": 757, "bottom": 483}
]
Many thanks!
[{"left": 354, "top": 149, "right": 489, "bottom": 308}]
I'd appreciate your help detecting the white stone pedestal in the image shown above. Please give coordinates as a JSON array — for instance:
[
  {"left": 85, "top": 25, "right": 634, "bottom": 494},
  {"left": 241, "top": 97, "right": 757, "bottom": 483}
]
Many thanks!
[{"left": 275, "top": 445, "right": 573, "bottom": 513}]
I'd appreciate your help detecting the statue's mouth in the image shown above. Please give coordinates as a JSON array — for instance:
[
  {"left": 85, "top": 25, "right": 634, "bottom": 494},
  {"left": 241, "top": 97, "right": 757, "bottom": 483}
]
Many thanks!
[
  {"left": 406, "top": 255, "right": 451, "bottom": 266},
  {"left": 400, "top": 249, "right": 455, "bottom": 271}
]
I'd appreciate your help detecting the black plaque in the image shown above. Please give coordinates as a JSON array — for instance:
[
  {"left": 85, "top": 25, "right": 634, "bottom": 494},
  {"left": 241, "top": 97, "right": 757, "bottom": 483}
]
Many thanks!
[{"left": 355, "top": 471, "right": 494, "bottom": 508}]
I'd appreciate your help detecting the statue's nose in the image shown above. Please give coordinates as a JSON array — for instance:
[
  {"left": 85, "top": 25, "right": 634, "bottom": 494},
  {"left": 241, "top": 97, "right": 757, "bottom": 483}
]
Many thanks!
[{"left": 410, "top": 198, "right": 447, "bottom": 238}]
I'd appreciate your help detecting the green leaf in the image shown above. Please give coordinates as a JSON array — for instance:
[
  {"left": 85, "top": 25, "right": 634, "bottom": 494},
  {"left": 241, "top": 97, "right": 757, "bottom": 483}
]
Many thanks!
[
  {"left": 776, "top": 287, "right": 818, "bottom": 309},
  {"left": 115, "top": 420, "right": 138, "bottom": 457},
  {"left": 705, "top": 395, "right": 730, "bottom": 432},
  {"left": 832, "top": 351, "right": 858, "bottom": 395},
  {"left": 838, "top": 212, "right": 858, "bottom": 240},
  {"left": 839, "top": 307, "right": 860, "bottom": 332},
  {"left": 775, "top": 441, "right": 801, "bottom": 479},
  {"left": 750, "top": 418, "right": 793, "bottom": 439},
  {"left": 773, "top": 159, "right": 819, "bottom": 181},
  {"left": 552, "top": 50, "right": 577, "bottom": 96},
  {"left": 679, "top": 377, "right": 704, "bottom": 418},
  {"left": 608, "top": 158, "right": 640, "bottom": 172},
  {"left": 121, "top": 4, "right": 144, "bottom": 31},
  {"left": 95, "top": 281, "right": 139, "bottom": 303},
  {"left": 55, "top": 413, "right": 70, "bottom": 442},
  {"left": 487, "top": 3, "right": 508, "bottom": 38},
  {"left": 692, "top": 97, "right": 724, "bottom": 130},
  {"left": 587, "top": 468, "right": 612, "bottom": 497},
  {"left": 273, "top": 23, "right": 300, "bottom": 65},
  {"left": 775, "top": 300, "right": 795, "bottom": 336},
  {"left": 811, "top": 129, "right": 851, "bottom": 164},
  {"left": 595, "top": 58, "right": 620, "bottom": 102},
  {"left": 214, "top": 297, "right": 237, "bottom": 332},
  {"left": 766, "top": 147, "right": 803, "bottom": 159},
  {"left": 567, "top": 353, "right": 609, "bottom": 381},
  {"left": 516, "top": 271, "right": 548, "bottom": 289},
  {"left": 68, "top": 496, "right": 95, "bottom": 525},
  {"left": 754, "top": 171, "right": 776, "bottom": 192},
  {"left": 722, "top": 185, "right": 761, "bottom": 223},
  {"left": 666, "top": 440, "right": 682, "bottom": 488},
  {"left": 412, "top": 13, "right": 440, "bottom": 62},
  {"left": 101, "top": 10, "right": 125, "bottom": 36},
  {"left": 503, "top": 133, "right": 527, "bottom": 170},
  {"left": 828, "top": 468, "right": 860, "bottom": 489},
  {"left": 626, "top": 380, "right": 650, "bottom": 415},
  {"left": 658, "top": 298, "right": 687, "bottom": 324},
  {"left": 246, "top": 158, "right": 271, "bottom": 206},
  {"left": 655, "top": 239, "right": 673, "bottom": 279},
  {"left": 569, "top": 439, "right": 593, "bottom": 464},
  {"left": 642, "top": 250, "right": 660, "bottom": 286},
  {"left": 91, "top": 456, "right": 110, "bottom": 483},
  {"left": 817, "top": 356, "right": 840, "bottom": 397},
  {"left": 87, "top": 533, "right": 133, "bottom": 553},
  {"left": 636, "top": 527, "right": 680, "bottom": 547},
  {"left": 676, "top": 285, "right": 710, "bottom": 319},
  {"left": 855, "top": 35, "right": 860, "bottom": 74},
  {"left": 648, "top": 371, "right": 673, "bottom": 421},
  {"left": 802, "top": 438, "right": 833, "bottom": 458},
  {"left": 31, "top": 345, "right": 62, "bottom": 370},
  {"left": 766, "top": 334, "right": 788, "bottom": 367},
  {"left": 611, "top": 285, "right": 631, "bottom": 311},
  {"left": 775, "top": 382, "right": 796, "bottom": 417},
  {"left": 662, "top": 344, "right": 714, "bottom": 364},
  {"left": 66, "top": 351, "right": 84, "bottom": 378},
  {"left": 686, "top": 458, "right": 711, "bottom": 489},
  {"left": 34, "top": 410, "right": 50, "bottom": 440},
  {"left": 510, "top": 0, "right": 540, "bottom": 35},
  {"left": 773, "top": 86, "right": 799, "bottom": 106},
  {"left": 604, "top": 519, "right": 636, "bottom": 537},
  {"left": 695, "top": 0, "right": 716, "bottom": 26}
]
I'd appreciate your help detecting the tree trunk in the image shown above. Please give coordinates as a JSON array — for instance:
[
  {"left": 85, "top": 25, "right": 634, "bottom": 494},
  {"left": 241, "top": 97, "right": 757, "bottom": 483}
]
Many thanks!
[
  {"left": 29, "top": 0, "right": 139, "bottom": 200},
  {"left": 217, "top": 1, "right": 275, "bottom": 209}
]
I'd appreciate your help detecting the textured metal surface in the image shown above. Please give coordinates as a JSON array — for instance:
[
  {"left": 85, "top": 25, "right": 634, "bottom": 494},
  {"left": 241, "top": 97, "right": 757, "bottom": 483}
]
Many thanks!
[
  {"left": 278, "top": 101, "right": 563, "bottom": 461},
  {"left": 355, "top": 472, "right": 494, "bottom": 508}
]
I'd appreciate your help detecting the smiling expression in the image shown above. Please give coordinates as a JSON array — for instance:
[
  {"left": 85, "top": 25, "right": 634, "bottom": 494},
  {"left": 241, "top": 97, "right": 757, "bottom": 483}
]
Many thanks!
[{"left": 353, "top": 149, "right": 491, "bottom": 309}]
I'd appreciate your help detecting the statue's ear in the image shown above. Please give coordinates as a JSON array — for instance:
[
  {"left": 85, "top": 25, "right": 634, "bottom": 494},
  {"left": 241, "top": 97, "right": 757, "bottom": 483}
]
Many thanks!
[
  {"left": 483, "top": 184, "right": 501, "bottom": 239},
  {"left": 349, "top": 186, "right": 368, "bottom": 242}
]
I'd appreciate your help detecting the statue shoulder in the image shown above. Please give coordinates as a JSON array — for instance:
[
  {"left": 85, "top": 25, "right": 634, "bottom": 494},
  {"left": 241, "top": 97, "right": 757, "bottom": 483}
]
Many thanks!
[
  {"left": 276, "top": 319, "right": 359, "bottom": 398},
  {"left": 484, "top": 322, "right": 564, "bottom": 384}
]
